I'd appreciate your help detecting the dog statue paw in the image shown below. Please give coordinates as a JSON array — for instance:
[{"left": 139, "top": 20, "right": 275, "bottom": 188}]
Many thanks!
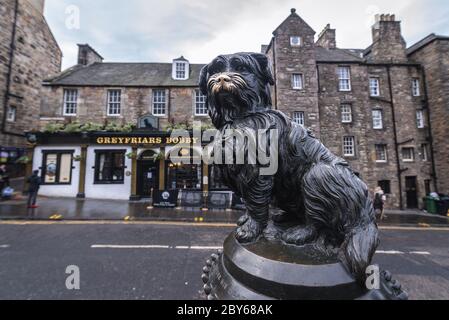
[{"left": 235, "top": 216, "right": 264, "bottom": 243}]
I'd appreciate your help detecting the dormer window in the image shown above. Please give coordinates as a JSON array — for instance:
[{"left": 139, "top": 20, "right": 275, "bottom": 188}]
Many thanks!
[{"left": 172, "top": 57, "right": 190, "bottom": 80}]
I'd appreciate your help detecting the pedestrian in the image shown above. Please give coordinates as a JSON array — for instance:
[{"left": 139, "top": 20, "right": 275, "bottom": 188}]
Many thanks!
[
  {"left": 27, "top": 170, "right": 41, "bottom": 209},
  {"left": 374, "top": 186, "right": 387, "bottom": 220}
]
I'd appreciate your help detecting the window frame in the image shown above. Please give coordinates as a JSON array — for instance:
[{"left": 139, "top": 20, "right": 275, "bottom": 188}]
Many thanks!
[
  {"left": 343, "top": 136, "right": 356, "bottom": 157},
  {"left": 94, "top": 150, "right": 127, "bottom": 185},
  {"left": 41, "top": 150, "right": 74, "bottom": 186},
  {"left": 292, "top": 111, "right": 305, "bottom": 126},
  {"left": 416, "top": 110, "right": 425, "bottom": 129},
  {"left": 291, "top": 73, "right": 304, "bottom": 90},
  {"left": 341, "top": 104, "right": 353, "bottom": 123},
  {"left": 401, "top": 147, "right": 415, "bottom": 163},
  {"left": 369, "top": 77, "right": 380, "bottom": 97},
  {"left": 375, "top": 144, "right": 388, "bottom": 163},
  {"left": 338, "top": 66, "right": 351, "bottom": 92},
  {"left": 107, "top": 89, "right": 122, "bottom": 117},
  {"left": 412, "top": 78, "right": 421, "bottom": 97},
  {"left": 372, "top": 109, "right": 384, "bottom": 130},
  {"left": 152, "top": 89, "right": 167, "bottom": 116},
  {"left": 63, "top": 89, "right": 79, "bottom": 116},
  {"left": 421, "top": 144, "right": 429, "bottom": 162},
  {"left": 290, "top": 36, "right": 302, "bottom": 47},
  {"left": 6, "top": 105, "right": 16, "bottom": 122},
  {"left": 194, "top": 89, "right": 208, "bottom": 116}
]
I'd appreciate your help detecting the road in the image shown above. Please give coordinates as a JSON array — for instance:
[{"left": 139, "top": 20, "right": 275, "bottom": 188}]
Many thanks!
[{"left": 0, "top": 221, "right": 448, "bottom": 300}]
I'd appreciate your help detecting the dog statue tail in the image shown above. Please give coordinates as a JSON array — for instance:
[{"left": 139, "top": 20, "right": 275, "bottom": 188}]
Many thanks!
[{"left": 340, "top": 197, "right": 379, "bottom": 284}]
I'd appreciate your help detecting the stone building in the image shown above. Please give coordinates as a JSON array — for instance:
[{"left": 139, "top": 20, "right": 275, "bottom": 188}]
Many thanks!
[
  {"left": 0, "top": 0, "right": 61, "bottom": 175},
  {"left": 32, "top": 8, "right": 448, "bottom": 209},
  {"left": 263, "top": 9, "right": 447, "bottom": 209}
]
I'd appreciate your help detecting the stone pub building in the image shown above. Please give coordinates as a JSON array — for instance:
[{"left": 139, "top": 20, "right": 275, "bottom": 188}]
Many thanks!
[{"left": 28, "top": 9, "right": 449, "bottom": 210}]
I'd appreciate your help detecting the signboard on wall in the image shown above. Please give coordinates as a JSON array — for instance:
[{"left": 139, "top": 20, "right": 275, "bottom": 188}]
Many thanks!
[{"left": 153, "top": 190, "right": 179, "bottom": 208}]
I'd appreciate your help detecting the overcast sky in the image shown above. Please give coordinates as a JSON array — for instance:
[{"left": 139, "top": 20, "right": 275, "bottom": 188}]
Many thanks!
[{"left": 44, "top": 0, "right": 449, "bottom": 70}]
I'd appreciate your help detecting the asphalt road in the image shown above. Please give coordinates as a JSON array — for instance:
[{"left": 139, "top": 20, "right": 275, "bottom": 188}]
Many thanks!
[{"left": 0, "top": 222, "right": 448, "bottom": 300}]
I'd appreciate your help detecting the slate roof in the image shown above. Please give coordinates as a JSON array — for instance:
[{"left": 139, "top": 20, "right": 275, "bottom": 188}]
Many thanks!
[
  {"left": 45, "top": 62, "right": 206, "bottom": 87},
  {"left": 407, "top": 33, "right": 449, "bottom": 55},
  {"left": 315, "top": 47, "right": 364, "bottom": 63}
]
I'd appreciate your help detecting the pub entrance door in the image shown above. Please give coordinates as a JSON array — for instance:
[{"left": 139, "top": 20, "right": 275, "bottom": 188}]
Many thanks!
[{"left": 137, "top": 150, "right": 159, "bottom": 198}]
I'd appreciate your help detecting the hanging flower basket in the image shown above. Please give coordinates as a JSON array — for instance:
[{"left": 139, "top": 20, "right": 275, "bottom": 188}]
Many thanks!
[{"left": 126, "top": 152, "right": 137, "bottom": 160}]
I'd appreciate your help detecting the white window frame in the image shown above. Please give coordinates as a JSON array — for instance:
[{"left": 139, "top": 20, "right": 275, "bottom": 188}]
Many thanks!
[
  {"left": 372, "top": 109, "right": 383, "bottom": 130},
  {"left": 416, "top": 110, "right": 425, "bottom": 129},
  {"left": 6, "top": 105, "right": 16, "bottom": 122},
  {"left": 412, "top": 78, "right": 421, "bottom": 97},
  {"left": 152, "top": 89, "right": 167, "bottom": 116},
  {"left": 343, "top": 136, "right": 355, "bottom": 157},
  {"left": 63, "top": 89, "right": 78, "bottom": 116},
  {"left": 341, "top": 104, "right": 352, "bottom": 123},
  {"left": 402, "top": 147, "right": 415, "bottom": 162},
  {"left": 421, "top": 144, "right": 429, "bottom": 162},
  {"left": 292, "top": 112, "right": 305, "bottom": 126},
  {"left": 173, "top": 61, "right": 189, "bottom": 80},
  {"left": 369, "top": 77, "right": 380, "bottom": 97},
  {"left": 107, "top": 89, "right": 122, "bottom": 116},
  {"left": 375, "top": 144, "right": 388, "bottom": 163},
  {"left": 290, "top": 36, "right": 302, "bottom": 47},
  {"left": 194, "top": 89, "right": 208, "bottom": 116},
  {"left": 292, "top": 74, "right": 304, "bottom": 90},
  {"left": 338, "top": 67, "right": 351, "bottom": 91}
]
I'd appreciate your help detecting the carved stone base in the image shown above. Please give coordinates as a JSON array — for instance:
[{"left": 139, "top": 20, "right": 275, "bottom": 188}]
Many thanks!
[{"left": 202, "top": 233, "right": 408, "bottom": 300}]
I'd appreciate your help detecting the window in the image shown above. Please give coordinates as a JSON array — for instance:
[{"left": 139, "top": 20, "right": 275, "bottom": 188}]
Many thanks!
[
  {"left": 167, "top": 162, "right": 202, "bottom": 190},
  {"left": 290, "top": 36, "right": 302, "bottom": 47},
  {"left": 420, "top": 144, "right": 429, "bottom": 161},
  {"left": 194, "top": 89, "right": 207, "bottom": 116},
  {"left": 107, "top": 90, "right": 121, "bottom": 116},
  {"left": 338, "top": 67, "right": 351, "bottom": 91},
  {"left": 343, "top": 136, "right": 355, "bottom": 157},
  {"left": 6, "top": 106, "right": 16, "bottom": 122},
  {"left": 341, "top": 104, "right": 352, "bottom": 123},
  {"left": 416, "top": 110, "right": 425, "bottom": 128},
  {"left": 378, "top": 180, "right": 391, "bottom": 194},
  {"left": 63, "top": 89, "right": 78, "bottom": 116},
  {"left": 292, "top": 112, "right": 305, "bottom": 126},
  {"left": 94, "top": 150, "right": 126, "bottom": 184},
  {"left": 402, "top": 148, "right": 415, "bottom": 162},
  {"left": 42, "top": 151, "right": 73, "bottom": 185},
  {"left": 292, "top": 74, "right": 303, "bottom": 90},
  {"left": 412, "top": 79, "right": 420, "bottom": 97},
  {"left": 372, "top": 110, "right": 383, "bottom": 130},
  {"left": 152, "top": 90, "right": 167, "bottom": 116},
  {"left": 369, "top": 77, "right": 380, "bottom": 96},
  {"left": 375, "top": 144, "right": 388, "bottom": 162},
  {"left": 175, "top": 62, "right": 186, "bottom": 79}
]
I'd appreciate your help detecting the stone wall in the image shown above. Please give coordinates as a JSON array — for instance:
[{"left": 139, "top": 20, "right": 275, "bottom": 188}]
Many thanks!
[
  {"left": 410, "top": 40, "right": 449, "bottom": 194},
  {"left": 0, "top": 0, "right": 62, "bottom": 147}
]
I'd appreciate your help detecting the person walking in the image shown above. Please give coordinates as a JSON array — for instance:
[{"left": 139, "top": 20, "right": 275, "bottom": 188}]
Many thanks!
[
  {"left": 374, "top": 186, "right": 387, "bottom": 220},
  {"left": 27, "top": 170, "right": 41, "bottom": 209}
]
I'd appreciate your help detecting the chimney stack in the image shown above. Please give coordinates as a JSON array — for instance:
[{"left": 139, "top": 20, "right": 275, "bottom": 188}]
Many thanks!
[
  {"left": 77, "top": 44, "right": 104, "bottom": 66},
  {"left": 316, "top": 24, "right": 336, "bottom": 49},
  {"left": 370, "top": 14, "right": 407, "bottom": 62}
]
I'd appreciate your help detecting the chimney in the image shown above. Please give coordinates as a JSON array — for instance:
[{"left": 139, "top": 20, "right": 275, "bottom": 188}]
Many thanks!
[
  {"left": 77, "top": 44, "right": 104, "bottom": 66},
  {"left": 316, "top": 24, "right": 336, "bottom": 49},
  {"left": 27, "top": 0, "right": 45, "bottom": 15},
  {"left": 370, "top": 14, "right": 407, "bottom": 62}
]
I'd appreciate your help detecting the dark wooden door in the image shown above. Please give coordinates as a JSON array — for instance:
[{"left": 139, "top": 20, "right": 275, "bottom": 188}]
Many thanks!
[
  {"left": 137, "top": 161, "right": 159, "bottom": 198},
  {"left": 405, "top": 176, "right": 418, "bottom": 209}
]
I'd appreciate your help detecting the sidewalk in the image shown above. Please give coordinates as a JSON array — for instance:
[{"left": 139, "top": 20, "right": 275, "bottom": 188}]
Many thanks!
[{"left": 0, "top": 196, "right": 448, "bottom": 227}]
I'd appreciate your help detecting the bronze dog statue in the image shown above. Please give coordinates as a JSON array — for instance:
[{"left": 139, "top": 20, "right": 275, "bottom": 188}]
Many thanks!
[{"left": 199, "top": 52, "right": 379, "bottom": 281}]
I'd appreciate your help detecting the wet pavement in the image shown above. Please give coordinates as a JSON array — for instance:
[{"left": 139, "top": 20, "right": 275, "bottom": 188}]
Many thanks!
[{"left": 0, "top": 196, "right": 448, "bottom": 227}]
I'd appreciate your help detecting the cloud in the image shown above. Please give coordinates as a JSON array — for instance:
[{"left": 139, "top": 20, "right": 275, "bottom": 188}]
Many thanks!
[{"left": 44, "top": 0, "right": 449, "bottom": 69}]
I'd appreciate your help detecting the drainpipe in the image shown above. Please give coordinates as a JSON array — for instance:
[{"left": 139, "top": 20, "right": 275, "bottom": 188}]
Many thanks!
[
  {"left": 2, "top": 0, "right": 24, "bottom": 138},
  {"left": 386, "top": 65, "right": 404, "bottom": 210},
  {"left": 419, "top": 66, "right": 438, "bottom": 193},
  {"left": 271, "top": 37, "right": 278, "bottom": 110}
]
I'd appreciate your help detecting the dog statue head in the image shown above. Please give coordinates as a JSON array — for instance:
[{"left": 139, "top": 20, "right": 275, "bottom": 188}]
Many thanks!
[{"left": 199, "top": 53, "right": 275, "bottom": 129}]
